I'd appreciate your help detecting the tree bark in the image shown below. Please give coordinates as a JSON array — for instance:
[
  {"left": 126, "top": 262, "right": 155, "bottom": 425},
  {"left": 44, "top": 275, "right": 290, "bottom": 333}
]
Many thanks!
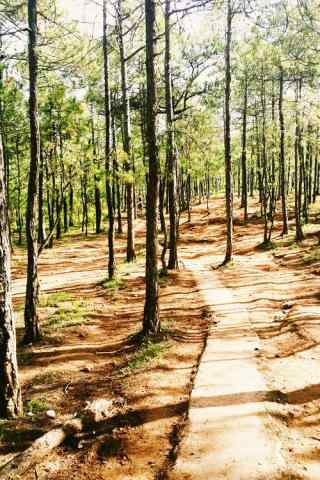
[
  {"left": 143, "top": 0, "right": 160, "bottom": 336},
  {"left": 295, "top": 79, "right": 304, "bottom": 241},
  {"left": 224, "top": 0, "right": 233, "bottom": 263},
  {"left": 117, "top": 0, "right": 135, "bottom": 262},
  {"left": 37, "top": 143, "right": 46, "bottom": 245},
  {"left": 15, "top": 137, "right": 23, "bottom": 245},
  {"left": 103, "top": 0, "right": 116, "bottom": 279},
  {"left": 0, "top": 131, "right": 22, "bottom": 418},
  {"left": 91, "top": 116, "right": 102, "bottom": 235},
  {"left": 279, "top": 67, "right": 288, "bottom": 235},
  {"left": 24, "top": 0, "right": 41, "bottom": 344},
  {"left": 240, "top": 71, "right": 248, "bottom": 222},
  {"left": 165, "top": 0, "right": 178, "bottom": 270}
]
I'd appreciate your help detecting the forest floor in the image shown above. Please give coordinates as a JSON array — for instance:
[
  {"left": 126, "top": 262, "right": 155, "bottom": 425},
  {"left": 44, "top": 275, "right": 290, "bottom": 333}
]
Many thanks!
[{"left": 2, "top": 195, "right": 320, "bottom": 479}]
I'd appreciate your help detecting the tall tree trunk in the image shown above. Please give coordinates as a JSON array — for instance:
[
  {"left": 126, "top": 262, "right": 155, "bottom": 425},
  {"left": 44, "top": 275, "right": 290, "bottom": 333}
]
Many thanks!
[
  {"left": 0, "top": 133, "right": 22, "bottom": 418},
  {"left": 313, "top": 131, "right": 318, "bottom": 203},
  {"left": 111, "top": 101, "right": 123, "bottom": 235},
  {"left": 103, "top": 0, "right": 116, "bottom": 279},
  {"left": 24, "top": 0, "right": 41, "bottom": 344},
  {"left": 91, "top": 116, "right": 102, "bottom": 235},
  {"left": 295, "top": 79, "right": 304, "bottom": 241},
  {"left": 0, "top": 43, "right": 12, "bottom": 252},
  {"left": 69, "top": 169, "right": 74, "bottom": 228},
  {"left": 55, "top": 187, "right": 61, "bottom": 240},
  {"left": 143, "top": 0, "right": 160, "bottom": 336},
  {"left": 224, "top": 0, "right": 233, "bottom": 263},
  {"left": 279, "top": 67, "right": 288, "bottom": 235},
  {"left": 16, "top": 137, "right": 23, "bottom": 245},
  {"left": 117, "top": 0, "right": 135, "bottom": 262},
  {"left": 260, "top": 75, "right": 270, "bottom": 244},
  {"left": 270, "top": 84, "right": 276, "bottom": 235},
  {"left": 159, "top": 176, "right": 168, "bottom": 272},
  {"left": 240, "top": 71, "right": 248, "bottom": 222},
  {"left": 165, "top": 0, "right": 178, "bottom": 270},
  {"left": 38, "top": 144, "right": 45, "bottom": 245}
]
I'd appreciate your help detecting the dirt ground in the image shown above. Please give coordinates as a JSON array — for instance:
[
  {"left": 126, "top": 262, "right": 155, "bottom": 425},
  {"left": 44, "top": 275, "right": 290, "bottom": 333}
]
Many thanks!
[
  {"left": 2, "top": 222, "right": 210, "bottom": 480},
  {"left": 2, "top": 195, "right": 320, "bottom": 479}
]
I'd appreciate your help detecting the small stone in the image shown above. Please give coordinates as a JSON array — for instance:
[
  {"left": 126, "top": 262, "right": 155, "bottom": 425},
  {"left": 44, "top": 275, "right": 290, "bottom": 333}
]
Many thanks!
[
  {"left": 81, "top": 366, "right": 92, "bottom": 373},
  {"left": 26, "top": 411, "right": 34, "bottom": 417},
  {"left": 83, "top": 399, "right": 113, "bottom": 423},
  {"left": 46, "top": 410, "right": 56, "bottom": 419},
  {"left": 283, "top": 301, "right": 294, "bottom": 310}
]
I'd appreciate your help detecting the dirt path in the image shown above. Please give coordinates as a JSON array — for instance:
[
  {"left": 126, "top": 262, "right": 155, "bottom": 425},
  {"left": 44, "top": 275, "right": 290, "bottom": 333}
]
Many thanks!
[
  {"left": 169, "top": 256, "right": 285, "bottom": 479},
  {"left": 169, "top": 199, "right": 320, "bottom": 479}
]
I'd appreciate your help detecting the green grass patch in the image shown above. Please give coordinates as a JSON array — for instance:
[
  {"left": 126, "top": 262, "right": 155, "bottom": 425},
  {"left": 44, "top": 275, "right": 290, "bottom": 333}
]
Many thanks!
[
  {"left": 257, "top": 240, "right": 276, "bottom": 251},
  {"left": 125, "top": 338, "right": 167, "bottom": 373},
  {"left": 13, "top": 259, "right": 26, "bottom": 270},
  {"left": 118, "top": 261, "right": 137, "bottom": 275},
  {"left": 40, "top": 292, "right": 75, "bottom": 308},
  {"left": 15, "top": 302, "right": 25, "bottom": 312},
  {"left": 118, "top": 253, "right": 145, "bottom": 274},
  {"left": 26, "top": 398, "right": 48, "bottom": 414},
  {"left": 304, "top": 247, "right": 320, "bottom": 264},
  {"left": 101, "top": 277, "right": 126, "bottom": 292},
  {"left": 272, "top": 236, "right": 297, "bottom": 250},
  {"left": 32, "top": 369, "right": 65, "bottom": 385},
  {"left": 42, "top": 300, "right": 88, "bottom": 331}
]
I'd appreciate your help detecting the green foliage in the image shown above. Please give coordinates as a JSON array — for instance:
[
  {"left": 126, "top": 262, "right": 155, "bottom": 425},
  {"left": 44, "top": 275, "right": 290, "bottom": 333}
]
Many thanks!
[{"left": 27, "top": 398, "right": 49, "bottom": 414}]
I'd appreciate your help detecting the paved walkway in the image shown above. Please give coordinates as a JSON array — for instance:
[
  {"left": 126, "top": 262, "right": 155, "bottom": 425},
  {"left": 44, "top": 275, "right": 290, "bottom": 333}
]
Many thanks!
[{"left": 169, "top": 258, "right": 285, "bottom": 480}]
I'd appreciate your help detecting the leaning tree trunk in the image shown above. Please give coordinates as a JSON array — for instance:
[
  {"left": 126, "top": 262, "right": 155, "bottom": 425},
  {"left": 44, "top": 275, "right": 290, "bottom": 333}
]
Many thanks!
[
  {"left": 0, "top": 132, "right": 22, "bottom": 418},
  {"left": 143, "top": 0, "right": 160, "bottom": 336},
  {"left": 279, "top": 67, "right": 288, "bottom": 236},
  {"left": 24, "top": 0, "right": 41, "bottom": 344},
  {"left": 103, "top": 0, "right": 116, "bottom": 279},
  {"left": 165, "top": 0, "right": 178, "bottom": 270},
  {"left": 224, "top": 0, "right": 233, "bottom": 264}
]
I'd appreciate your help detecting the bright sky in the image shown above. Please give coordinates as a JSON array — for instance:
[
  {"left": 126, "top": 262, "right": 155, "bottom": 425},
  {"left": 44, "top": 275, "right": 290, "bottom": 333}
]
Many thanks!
[
  {"left": 60, "top": 0, "right": 102, "bottom": 37},
  {"left": 59, "top": 0, "right": 213, "bottom": 39}
]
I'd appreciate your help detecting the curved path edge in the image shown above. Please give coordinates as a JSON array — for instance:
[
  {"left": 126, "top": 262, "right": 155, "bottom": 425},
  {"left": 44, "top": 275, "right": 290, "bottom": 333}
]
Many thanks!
[{"left": 168, "top": 258, "right": 286, "bottom": 480}]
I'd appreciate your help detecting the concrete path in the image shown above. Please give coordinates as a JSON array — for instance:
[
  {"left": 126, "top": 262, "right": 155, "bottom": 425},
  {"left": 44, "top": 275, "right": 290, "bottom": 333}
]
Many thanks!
[{"left": 169, "top": 259, "right": 285, "bottom": 480}]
